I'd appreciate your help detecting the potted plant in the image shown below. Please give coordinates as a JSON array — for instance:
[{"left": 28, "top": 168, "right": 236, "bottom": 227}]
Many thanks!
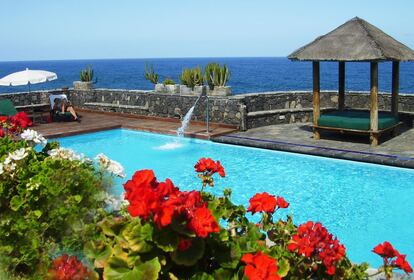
[
  {"left": 144, "top": 64, "right": 163, "bottom": 92},
  {"left": 192, "top": 66, "right": 206, "bottom": 95},
  {"left": 179, "top": 66, "right": 205, "bottom": 95},
  {"left": 163, "top": 78, "right": 179, "bottom": 94},
  {"left": 179, "top": 68, "right": 194, "bottom": 95},
  {"left": 205, "top": 63, "right": 231, "bottom": 96},
  {"left": 73, "top": 66, "right": 95, "bottom": 90}
]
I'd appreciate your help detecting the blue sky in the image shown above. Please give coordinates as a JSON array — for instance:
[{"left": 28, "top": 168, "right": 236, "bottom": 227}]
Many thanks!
[{"left": 0, "top": 0, "right": 413, "bottom": 61}]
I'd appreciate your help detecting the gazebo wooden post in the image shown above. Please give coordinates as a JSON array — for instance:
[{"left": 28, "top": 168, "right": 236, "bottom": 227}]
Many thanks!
[
  {"left": 370, "top": 62, "right": 379, "bottom": 146},
  {"left": 338, "top": 61, "right": 345, "bottom": 111},
  {"left": 391, "top": 61, "right": 400, "bottom": 116},
  {"left": 313, "top": 61, "right": 321, "bottom": 140}
]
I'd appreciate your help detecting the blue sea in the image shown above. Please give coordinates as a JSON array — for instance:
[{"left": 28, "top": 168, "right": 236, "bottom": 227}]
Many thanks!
[{"left": 0, "top": 57, "right": 413, "bottom": 94}]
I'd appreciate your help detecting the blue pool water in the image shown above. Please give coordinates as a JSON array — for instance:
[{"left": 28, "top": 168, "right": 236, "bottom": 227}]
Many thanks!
[{"left": 58, "top": 129, "right": 414, "bottom": 267}]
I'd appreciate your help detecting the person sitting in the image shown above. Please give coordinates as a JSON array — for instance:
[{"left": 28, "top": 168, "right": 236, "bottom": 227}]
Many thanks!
[{"left": 52, "top": 98, "right": 80, "bottom": 122}]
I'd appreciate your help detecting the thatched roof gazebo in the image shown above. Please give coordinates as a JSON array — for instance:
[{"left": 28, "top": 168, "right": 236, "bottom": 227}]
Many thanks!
[{"left": 288, "top": 17, "right": 414, "bottom": 146}]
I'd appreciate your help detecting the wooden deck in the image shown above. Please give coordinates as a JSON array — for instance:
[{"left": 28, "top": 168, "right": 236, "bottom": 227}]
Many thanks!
[{"left": 33, "top": 110, "right": 238, "bottom": 139}]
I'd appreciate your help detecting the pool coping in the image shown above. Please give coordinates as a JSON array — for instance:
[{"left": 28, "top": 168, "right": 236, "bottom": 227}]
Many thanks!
[{"left": 212, "top": 134, "right": 414, "bottom": 169}]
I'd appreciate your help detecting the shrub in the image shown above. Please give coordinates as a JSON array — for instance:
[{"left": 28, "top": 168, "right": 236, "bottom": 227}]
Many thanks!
[
  {"left": 80, "top": 66, "right": 94, "bottom": 82},
  {"left": 163, "top": 78, "right": 176, "bottom": 85},
  {"left": 84, "top": 158, "right": 373, "bottom": 279},
  {"left": 0, "top": 134, "right": 121, "bottom": 279},
  {"left": 144, "top": 63, "right": 159, "bottom": 85}
]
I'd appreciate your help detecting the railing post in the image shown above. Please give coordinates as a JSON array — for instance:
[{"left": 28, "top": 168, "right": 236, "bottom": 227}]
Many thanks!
[{"left": 206, "top": 95, "right": 210, "bottom": 134}]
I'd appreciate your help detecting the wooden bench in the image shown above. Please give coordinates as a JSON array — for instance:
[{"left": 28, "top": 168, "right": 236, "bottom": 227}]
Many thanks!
[
  {"left": 83, "top": 102, "right": 149, "bottom": 111},
  {"left": 313, "top": 122, "right": 403, "bottom": 146}
]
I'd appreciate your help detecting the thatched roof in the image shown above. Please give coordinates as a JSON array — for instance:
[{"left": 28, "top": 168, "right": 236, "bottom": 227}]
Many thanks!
[{"left": 288, "top": 17, "right": 414, "bottom": 62}]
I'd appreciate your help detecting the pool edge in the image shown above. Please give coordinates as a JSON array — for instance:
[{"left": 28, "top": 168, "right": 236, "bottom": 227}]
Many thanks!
[{"left": 212, "top": 134, "right": 414, "bottom": 169}]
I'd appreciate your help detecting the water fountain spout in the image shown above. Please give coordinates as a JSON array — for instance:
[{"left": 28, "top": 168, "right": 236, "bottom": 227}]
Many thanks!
[
  {"left": 176, "top": 91, "right": 206, "bottom": 137},
  {"left": 155, "top": 92, "right": 206, "bottom": 150}
]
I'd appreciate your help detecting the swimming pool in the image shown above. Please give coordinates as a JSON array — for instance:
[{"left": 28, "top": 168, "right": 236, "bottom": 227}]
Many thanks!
[{"left": 58, "top": 129, "right": 414, "bottom": 267}]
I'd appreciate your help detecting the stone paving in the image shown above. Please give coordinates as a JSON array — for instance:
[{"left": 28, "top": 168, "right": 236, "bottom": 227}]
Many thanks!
[{"left": 213, "top": 123, "right": 414, "bottom": 168}]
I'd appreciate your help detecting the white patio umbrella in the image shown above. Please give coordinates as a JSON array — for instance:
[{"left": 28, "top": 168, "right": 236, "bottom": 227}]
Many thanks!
[{"left": 0, "top": 68, "right": 57, "bottom": 91}]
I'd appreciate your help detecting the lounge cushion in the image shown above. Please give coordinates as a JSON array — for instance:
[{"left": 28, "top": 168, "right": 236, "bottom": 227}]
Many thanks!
[
  {"left": 0, "top": 99, "right": 17, "bottom": 116},
  {"left": 318, "top": 110, "right": 399, "bottom": 131}
]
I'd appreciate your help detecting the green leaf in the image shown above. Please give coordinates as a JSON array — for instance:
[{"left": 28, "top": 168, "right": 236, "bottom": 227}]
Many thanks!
[
  {"left": 190, "top": 272, "right": 215, "bottom": 280},
  {"left": 74, "top": 194, "right": 82, "bottom": 203},
  {"left": 153, "top": 227, "right": 179, "bottom": 252},
  {"left": 209, "top": 199, "right": 227, "bottom": 221},
  {"left": 104, "top": 257, "right": 161, "bottom": 280},
  {"left": 103, "top": 256, "right": 136, "bottom": 280},
  {"left": 84, "top": 240, "right": 113, "bottom": 268},
  {"left": 134, "top": 257, "right": 161, "bottom": 280},
  {"left": 213, "top": 268, "right": 235, "bottom": 279},
  {"left": 171, "top": 238, "right": 205, "bottom": 266},
  {"left": 214, "top": 242, "right": 242, "bottom": 269},
  {"left": 122, "top": 219, "right": 153, "bottom": 253},
  {"left": 10, "top": 195, "right": 24, "bottom": 211},
  {"left": 33, "top": 210, "right": 42, "bottom": 219},
  {"left": 170, "top": 219, "right": 196, "bottom": 237},
  {"left": 0, "top": 245, "right": 13, "bottom": 254},
  {"left": 95, "top": 245, "right": 114, "bottom": 268},
  {"left": 98, "top": 217, "right": 123, "bottom": 237},
  {"left": 277, "top": 258, "right": 290, "bottom": 278}
]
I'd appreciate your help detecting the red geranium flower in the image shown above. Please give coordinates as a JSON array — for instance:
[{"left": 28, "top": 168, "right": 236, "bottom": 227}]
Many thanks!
[
  {"left": 372, "top": 241, "right": 399, "bottom": 259},
  {"left": 241, "top": 251, "right": 281, "bottom": 280},
  {"left": 0, "top": 129, "right": 4, "bottom": 138},
  {"left": 276, "top": 196, "right": 289, "bottom": 209},
  {"left": 288, "top": 221, "right": 346, "bottom": 276},
  {"left": 394, "top": 254, "right": 413, "bottom": 274},
  {"left": 373, "top": 241, "right": 413, "bottom": 275},
  {"left": 10, "top": 111, "right": 32, "bottom": 129},
  {"left": 123, "top": 169, "right": 220, "bottom": 238},
  {"left": 187, "top": 207, "right": 220, "bottom": 238},
  {"left": 131, "top": 169, "right": 157, "bottom": 188},
  {"left": 194, "top": 157, "right": 225, "bottom": 177},
  {"left": 178, "top": 238, "right": 193, "bottom": 251},
  {"left": 247, "top": 192, "right": 277, "bottom": 214},
  {"left": 48, "top": 254, "right": 92, "bottom": 280}
]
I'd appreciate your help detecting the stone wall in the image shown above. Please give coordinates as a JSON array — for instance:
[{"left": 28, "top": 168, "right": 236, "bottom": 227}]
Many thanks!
[
  {"left": 2, "top": 89, "right": 414, "bottom": 130},
  {"left": 0, "top": 90, "right": 56, "bottom": 106},
  {"left": 69, "top": 89, "right": 244, "bottom": 126},
  {"left": 241, "top": 91, "right": 414, "bottom": 129}
]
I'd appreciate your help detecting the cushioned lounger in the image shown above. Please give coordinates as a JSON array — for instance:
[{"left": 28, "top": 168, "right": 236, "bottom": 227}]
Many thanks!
[
  {"left": 318, "top": 110, "right": 399, "bottom": 131},
  {"left": 0, "top": 99, "right": 18, "bottom": 116}
]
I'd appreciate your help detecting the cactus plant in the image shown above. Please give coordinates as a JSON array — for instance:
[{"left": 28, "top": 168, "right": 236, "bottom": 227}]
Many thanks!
[
  {"left": 204, "top": 63, "right": 230, "bottom": 89},
  {"left": 144, "top": 63, "right": 159, "bottom": 85},
  {"left": 193, "top": 66, "right": 204, "bottom": 87},
  {"left": 214, "top": 64, "right": 230, "bottom": 87},
  {"left": 204, "top": 63, "right": 219, "bottom": 90},
  {"left": 80, "top": 66, "right": 94, "bottom": 82},
  {"left": 179, "top": 66, "right": 204, "bottom": 89},
  {"left": 180, "top": 69, "right": 194, "bottom": 88}
]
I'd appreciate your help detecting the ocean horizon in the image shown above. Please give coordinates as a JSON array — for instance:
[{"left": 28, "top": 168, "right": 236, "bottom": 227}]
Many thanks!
[{"left": 0, "top": 57, "right": 413, "bottom": 94}]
